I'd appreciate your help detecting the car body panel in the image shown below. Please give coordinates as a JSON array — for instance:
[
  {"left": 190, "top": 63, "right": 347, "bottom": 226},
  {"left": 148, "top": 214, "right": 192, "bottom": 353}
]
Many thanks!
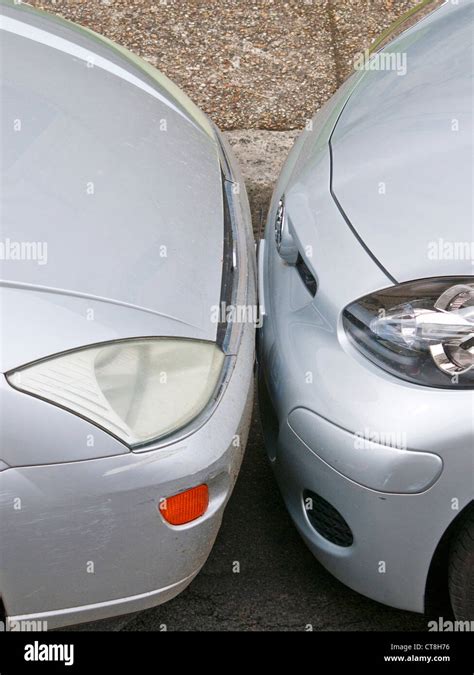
[
  {"left": 331, "top": 0, "right": 474, "bottom": 282},
  {"left": 0, "top": 284, "right": 208, "bottom": 373},
  {"left": 1, "top": 3, "right": 223, "bottom": 344},
  {"left": 287, "top": 407, "right": 443, "bottom": 494},
  {"left": 273, "top": 416, "right": 470, "bottom": 614}
]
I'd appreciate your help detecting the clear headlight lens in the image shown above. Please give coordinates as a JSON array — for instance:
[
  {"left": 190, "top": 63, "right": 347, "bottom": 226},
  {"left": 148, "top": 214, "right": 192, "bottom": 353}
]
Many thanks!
[
  {"left": 343, "top": 278, "right": 474, "bottom": 388},
  {"left": 7, "top": 338, "right": 225, "bottom": 447}
]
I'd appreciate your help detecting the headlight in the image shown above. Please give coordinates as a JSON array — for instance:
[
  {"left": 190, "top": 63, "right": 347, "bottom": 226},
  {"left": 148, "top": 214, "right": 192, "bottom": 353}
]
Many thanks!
[
  {"left": 6, "top": 338, "right": 225, "bottom": 447},
  {"left": 343, "top": 278, "right": 474, "bottom": 388}
]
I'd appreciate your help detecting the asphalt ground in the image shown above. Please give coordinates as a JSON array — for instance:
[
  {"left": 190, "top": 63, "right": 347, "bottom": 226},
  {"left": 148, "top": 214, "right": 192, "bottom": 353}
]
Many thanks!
[{"left": 26, "top": 0, "right": 441, "bottom": 631}]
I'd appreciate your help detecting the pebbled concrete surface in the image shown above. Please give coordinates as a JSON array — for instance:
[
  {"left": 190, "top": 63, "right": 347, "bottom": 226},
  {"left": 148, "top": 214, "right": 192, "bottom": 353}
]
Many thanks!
[
  {"left": 29, "top": 0, "right": 421, "bottom": 130},
  {"left": 226, "top": 129, "right": 299, "bottom": 234},
  {"left": 23, "top": 0, "right": 440, "bottom": 631},
  {"left": 328, "top": 0, "right": 422, "bottom": 84}
]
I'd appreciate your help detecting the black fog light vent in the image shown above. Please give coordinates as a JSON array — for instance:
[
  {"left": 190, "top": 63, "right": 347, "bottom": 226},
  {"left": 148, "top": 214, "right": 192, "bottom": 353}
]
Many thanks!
[
  {"left": 296, "top": 254, "right": 317, "bottom": 297},
  {"left": 303, "top": 490, "right": 353, "bottom": 547}
]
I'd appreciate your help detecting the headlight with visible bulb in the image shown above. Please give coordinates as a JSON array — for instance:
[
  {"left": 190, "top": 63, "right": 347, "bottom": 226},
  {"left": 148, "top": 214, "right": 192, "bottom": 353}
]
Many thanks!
[
  {"left": 343, "top": 277, "right": 474, "bottom": 388},
  {"left": 6, "top": 338, "right": 225, "bottom": 448}
]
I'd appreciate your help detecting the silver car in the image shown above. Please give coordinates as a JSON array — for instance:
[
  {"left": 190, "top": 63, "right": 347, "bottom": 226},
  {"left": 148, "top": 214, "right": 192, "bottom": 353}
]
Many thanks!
[
  {"left": 258, "top": 0, "right": 473, "bottom": 619},
  {"left": 0, "top": 1, "right": 255, "bottom": 628}
]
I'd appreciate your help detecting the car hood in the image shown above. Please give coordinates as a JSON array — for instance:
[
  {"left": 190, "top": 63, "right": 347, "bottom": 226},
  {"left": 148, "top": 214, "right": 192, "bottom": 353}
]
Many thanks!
[
  {"left": 0, "top": 1, "right": 223, "bottom": 370},
  {"left": 330, "top": 1, "right": 473, "bottom": 283}
]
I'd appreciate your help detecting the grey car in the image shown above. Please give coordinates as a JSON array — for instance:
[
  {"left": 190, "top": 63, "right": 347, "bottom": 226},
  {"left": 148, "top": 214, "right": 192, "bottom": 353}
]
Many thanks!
[
  {"left": 258, "top": 0, "right": 474, "bottom": 619},
  {"left": 0, "top": 1, "right": 255, "bottom": 628}
]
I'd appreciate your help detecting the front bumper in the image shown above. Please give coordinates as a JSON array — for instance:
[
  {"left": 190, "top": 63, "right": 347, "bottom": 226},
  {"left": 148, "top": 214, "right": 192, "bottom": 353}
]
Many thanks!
[
  {"left": 1, "top": 334, "right": 253, "bottom": 628},
  {"left": 259, "top": 369, "right": 470, "bottom": 613},
  {"left": 1, "top": 309, "right": 254, "bottom": 630}
]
